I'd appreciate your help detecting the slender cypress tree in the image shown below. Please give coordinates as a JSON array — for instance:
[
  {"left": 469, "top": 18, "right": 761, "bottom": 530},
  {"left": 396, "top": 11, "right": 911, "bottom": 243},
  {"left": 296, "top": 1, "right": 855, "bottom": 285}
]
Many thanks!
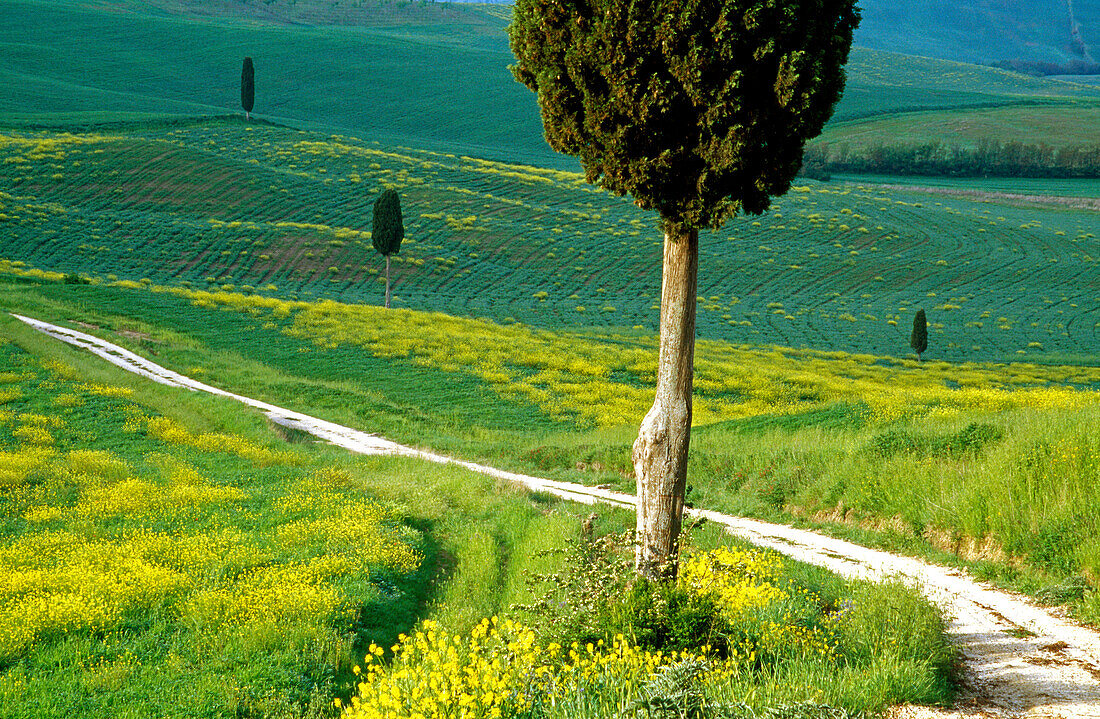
[
  {"left": 911, "top": 309, "right": 928, "bottom": 362},
  {"left": 372, "top": 189, "right": 404, "bottom": 309},
  {"left": 511, "top": 0, "right": 860, "bottom": 580},
  {"left": 241, "top": 57, "right": 255, "bottom": 120}
]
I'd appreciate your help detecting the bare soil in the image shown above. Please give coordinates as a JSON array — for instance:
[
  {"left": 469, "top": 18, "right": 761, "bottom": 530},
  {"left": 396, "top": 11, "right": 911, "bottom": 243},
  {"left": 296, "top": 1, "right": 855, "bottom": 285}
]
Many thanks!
[{"left": 865, "top": 183, "right": 1100, "bottom": 212}]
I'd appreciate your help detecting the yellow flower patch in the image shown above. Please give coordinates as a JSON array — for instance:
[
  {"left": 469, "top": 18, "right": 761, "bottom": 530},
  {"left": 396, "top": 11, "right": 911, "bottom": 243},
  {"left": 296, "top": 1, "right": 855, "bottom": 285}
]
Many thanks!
[
  {"left": 0, "top": 448, "right": 54, "bottom": 486},
  {"left": 341, "top": 618, "right": 743, "bottom": 719},
  {"left": 143, "top": 415, "right": 298, "bottom": 466},
  {"left": 170, "top": 288, "right": 1100, "bottom": 429}
]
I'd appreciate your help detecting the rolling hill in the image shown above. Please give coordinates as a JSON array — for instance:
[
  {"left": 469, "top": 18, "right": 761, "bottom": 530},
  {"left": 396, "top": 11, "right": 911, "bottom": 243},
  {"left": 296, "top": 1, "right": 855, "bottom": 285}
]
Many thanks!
[
  {"left": 0, "top": 0, "right": 1096, "bottom": 367},
  {"left": 2, "top": 0, "right": 1098, "bottom": 173},
  {"left": 854, "top": 0, "right": 1100, "bottom": 68},
  {"left": 1, "top": 118, "right": 1097, "bottom": 365}
]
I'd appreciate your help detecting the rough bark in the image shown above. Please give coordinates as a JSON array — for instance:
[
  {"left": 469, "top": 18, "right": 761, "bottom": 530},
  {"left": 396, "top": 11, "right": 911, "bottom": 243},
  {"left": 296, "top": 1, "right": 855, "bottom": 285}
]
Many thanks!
[
  {"left": 385, "top": 254, "right": 391, "bottom": 309},
  {"left": 633, "top": 225, "right": 699, "bottom": 581}
]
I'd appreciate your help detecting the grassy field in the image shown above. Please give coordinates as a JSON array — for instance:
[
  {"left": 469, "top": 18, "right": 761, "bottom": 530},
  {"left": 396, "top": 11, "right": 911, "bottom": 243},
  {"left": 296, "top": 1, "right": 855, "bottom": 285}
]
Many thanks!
[
  {"left": 816, "top": 104, "right": 1100, "bottom": 153},
  {"left": 811, "top": 50, "right": 1100, "bottom": 170},
  {"left": 0, "top": 310, "right": 603, "bottom": 718},
  {"left": 0, "top": 305, "right": 958, "bottom": 718},
  {"left": 0, "top": 0, "right": 557, "bottom": 166},
  {"left": 2, "top": 1, "right": 1098, "bottom": 169},
  {"left": 3, "top": 275, "right": 1099, "bottom": 627},
  {"left": 0, "top": 119, "right": 1097, "bottom": 364}
]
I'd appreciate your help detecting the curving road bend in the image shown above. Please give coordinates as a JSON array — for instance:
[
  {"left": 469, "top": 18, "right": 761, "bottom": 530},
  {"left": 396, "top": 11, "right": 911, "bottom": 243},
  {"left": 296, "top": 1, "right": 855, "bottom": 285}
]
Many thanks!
[{"left": 11, "top": 312, "right": 1100, "bottom": 718}]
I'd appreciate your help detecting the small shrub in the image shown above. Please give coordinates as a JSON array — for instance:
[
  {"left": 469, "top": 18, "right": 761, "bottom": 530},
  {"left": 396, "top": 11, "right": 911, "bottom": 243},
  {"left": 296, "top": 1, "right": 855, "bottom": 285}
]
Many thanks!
[
  {"left": 611, "top": 577, "right": 731, "bottom": 655},
  {"left": 513, "top": 530, "right": 634, "bottom": 646},
  {"left": 1027, "top": 520, "right": 1083, "bottom": 575},
  {"left": 934, "top": 422, "right": 1004, "bottom": 456},
  {"left": 868, "top": 428, "right": 920, "bottom": 457},
  {"left": 517, "top": 534, "right": 840, "bottom": 664}
]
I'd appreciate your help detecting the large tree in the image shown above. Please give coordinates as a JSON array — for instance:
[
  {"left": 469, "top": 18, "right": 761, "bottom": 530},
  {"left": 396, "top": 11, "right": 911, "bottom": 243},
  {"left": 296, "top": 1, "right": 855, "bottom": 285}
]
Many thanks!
[
  {"left": 510, "top": 0, "right": 859, "bottom": 580},
  {"left": 372, "top": 189, "right": 404, "bottom": 309},
  {"left": 241, "top": 57, "right": 255, "bottom": 120}
]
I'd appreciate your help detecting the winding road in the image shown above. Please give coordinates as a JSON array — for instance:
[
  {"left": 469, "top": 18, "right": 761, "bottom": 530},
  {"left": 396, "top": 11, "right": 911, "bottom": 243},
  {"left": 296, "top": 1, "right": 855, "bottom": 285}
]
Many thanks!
[{"left": 11, "top": 312, "right": 1100, "bottom": 718}]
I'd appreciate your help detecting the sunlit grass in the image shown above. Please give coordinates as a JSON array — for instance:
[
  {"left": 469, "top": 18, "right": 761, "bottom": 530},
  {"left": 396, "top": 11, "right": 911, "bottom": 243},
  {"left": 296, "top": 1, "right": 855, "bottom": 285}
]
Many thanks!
[
  {"left": 0, "top": 334, "right": 424, "bottom": 715},
  {"left": 340, "top": 542, "right": 951, "bottom": 719},
  {"left": 171, "top": 286, "right": 1100, "bottom": 430}
]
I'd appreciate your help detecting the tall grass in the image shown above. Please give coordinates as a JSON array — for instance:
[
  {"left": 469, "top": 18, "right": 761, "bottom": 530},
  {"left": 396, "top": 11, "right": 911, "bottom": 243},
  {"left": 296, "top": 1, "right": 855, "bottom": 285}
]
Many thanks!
[
  {"left": 4, "top": 276, "right": 1099, "bottom": 605},
  {"left": 0, "top": 317, "right": 592, "bottom": 718}
]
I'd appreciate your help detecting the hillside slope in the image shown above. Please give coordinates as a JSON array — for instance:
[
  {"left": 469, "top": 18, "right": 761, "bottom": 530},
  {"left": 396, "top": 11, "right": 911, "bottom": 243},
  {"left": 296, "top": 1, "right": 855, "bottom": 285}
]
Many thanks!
[
  {"left": 0, "top": 0, "right": 555, "bottom": 166},
  {"left": 855, "top": 0, "right": 1099, "bottom": 67},
  {"left": 3, "top": 0, "right": 1098, "bottom": 171},
  {"left": 1, "top": 120, "right": 1097, "bottom": 364}
]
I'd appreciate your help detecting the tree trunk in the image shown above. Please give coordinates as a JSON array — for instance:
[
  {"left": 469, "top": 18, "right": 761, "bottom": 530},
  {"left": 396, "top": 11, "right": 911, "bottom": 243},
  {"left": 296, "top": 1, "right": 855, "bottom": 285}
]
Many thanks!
[
  {"left": 385, "top": 254, "right": 391, "bottom": 309},
  {"left": 633, "top": 225, "right": 699, "bottom": 581}
]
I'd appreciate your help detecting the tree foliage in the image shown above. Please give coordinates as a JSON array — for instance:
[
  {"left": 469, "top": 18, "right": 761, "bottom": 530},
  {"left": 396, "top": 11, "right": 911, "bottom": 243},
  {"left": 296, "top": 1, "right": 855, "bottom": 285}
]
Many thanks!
[
  {"left": 509, "top": 0, "right": 860, "bottom": 231},
  {"left": 911, "top": 309, "right": 928, "bottom": 361},
  {"left": 241, "top": 57, "right": 255, "bottom": 118},
  {"left": 372, "top": 189, "right": 404, "bottom": 257},
  {"left": 372, "top": 189, "right": 404, "bottom": 309}
]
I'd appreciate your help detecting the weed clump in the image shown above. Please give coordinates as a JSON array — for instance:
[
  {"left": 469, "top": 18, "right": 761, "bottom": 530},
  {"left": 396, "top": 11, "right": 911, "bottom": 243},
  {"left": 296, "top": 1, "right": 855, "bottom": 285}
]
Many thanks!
[
  {"left": 868, "top": 422, "right": 1004, "bottom": 459},
  {"left": 339, "top": 526, "right": 953, "bottom": 719}
]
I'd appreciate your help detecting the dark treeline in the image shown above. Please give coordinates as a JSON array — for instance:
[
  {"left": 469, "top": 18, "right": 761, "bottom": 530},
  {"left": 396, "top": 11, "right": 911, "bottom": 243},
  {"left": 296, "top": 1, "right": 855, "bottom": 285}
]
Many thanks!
[
  {"left": 991, "top": 59, "right": 1100, "bottom": 77},
  {"left": 803, "top": 140, "right": 1100, "bottom": 179}
]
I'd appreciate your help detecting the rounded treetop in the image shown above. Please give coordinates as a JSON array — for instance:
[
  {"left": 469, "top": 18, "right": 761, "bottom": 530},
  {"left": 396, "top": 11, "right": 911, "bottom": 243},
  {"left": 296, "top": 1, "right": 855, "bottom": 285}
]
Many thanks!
[{"left": 509, "top": 0, "right": 860, "bottom": 230}]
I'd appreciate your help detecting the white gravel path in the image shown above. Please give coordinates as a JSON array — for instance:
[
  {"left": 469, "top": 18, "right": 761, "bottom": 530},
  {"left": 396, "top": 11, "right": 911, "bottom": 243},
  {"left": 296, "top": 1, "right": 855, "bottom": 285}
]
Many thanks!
[{"left": 12, "top": 312, "right": 1100, "bottom": 717}]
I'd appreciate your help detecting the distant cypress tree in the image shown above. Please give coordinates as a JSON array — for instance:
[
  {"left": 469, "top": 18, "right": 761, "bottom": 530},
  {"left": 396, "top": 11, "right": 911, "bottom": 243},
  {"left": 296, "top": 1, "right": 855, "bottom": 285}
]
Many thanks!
[
  {"left": 372, "top": 189, "right": 404, "bottom": 309},
  {"left": 241, "top": 57, "right": 255, "bottom": 120},
  {"left": 911, "top": 309, "right": 928, "bottom": 361}
]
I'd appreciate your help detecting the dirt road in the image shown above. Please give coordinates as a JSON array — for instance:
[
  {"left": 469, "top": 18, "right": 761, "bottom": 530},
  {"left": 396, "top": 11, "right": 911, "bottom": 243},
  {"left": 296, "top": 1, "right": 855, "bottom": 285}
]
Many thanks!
[{"left": 12, "top": 312, "right": 1100, "bottom": 717}]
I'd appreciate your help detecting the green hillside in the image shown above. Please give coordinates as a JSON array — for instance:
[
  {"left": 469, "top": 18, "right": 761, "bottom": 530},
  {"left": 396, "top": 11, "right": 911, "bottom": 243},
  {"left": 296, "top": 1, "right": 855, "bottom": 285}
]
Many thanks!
[
  {"left": 816, "top": 49, "right": 1100, "bottom": 172},
  {"left": 854, "top": 0, "right": 1099, "bottom": 67},
  {"left": 3, "top": 0, "right": 1099, "bottom": 173},
  {"left": 0, "top": 0, "right": 557, "bottom": 166},
  {"left": 834, "top": 48, "right": 1100, "bottom": 122},
  {"left": 819, "top": 104, "right": 1100, "bottom": 150},
  {"left": 1, "top": 120, "right": 1097, "bottom": 364}
]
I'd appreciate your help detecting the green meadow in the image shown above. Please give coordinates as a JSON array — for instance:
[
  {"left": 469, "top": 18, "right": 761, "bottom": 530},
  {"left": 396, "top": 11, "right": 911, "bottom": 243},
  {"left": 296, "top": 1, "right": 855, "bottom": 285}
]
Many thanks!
[
  {"left": 817, "top": 48, "right": 1100, "bottom": 157},
  {"left": 0, "top": 303, "right": 958, "bottom": 718},
  {"left": 4, "top": 275, "right": 1100, "bottom": 620},
  {"left": 0, "top": 313, "right": 592, "bottom": 717},
  {"left": 1, "top": 120, "right": 1098, "bottom": 363},
  {"left": 2, "top": 1, "right": 1098, "bottom": 167},
  {"left": 1, "top": 0, "right": 1100, "bottom": 716}
]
